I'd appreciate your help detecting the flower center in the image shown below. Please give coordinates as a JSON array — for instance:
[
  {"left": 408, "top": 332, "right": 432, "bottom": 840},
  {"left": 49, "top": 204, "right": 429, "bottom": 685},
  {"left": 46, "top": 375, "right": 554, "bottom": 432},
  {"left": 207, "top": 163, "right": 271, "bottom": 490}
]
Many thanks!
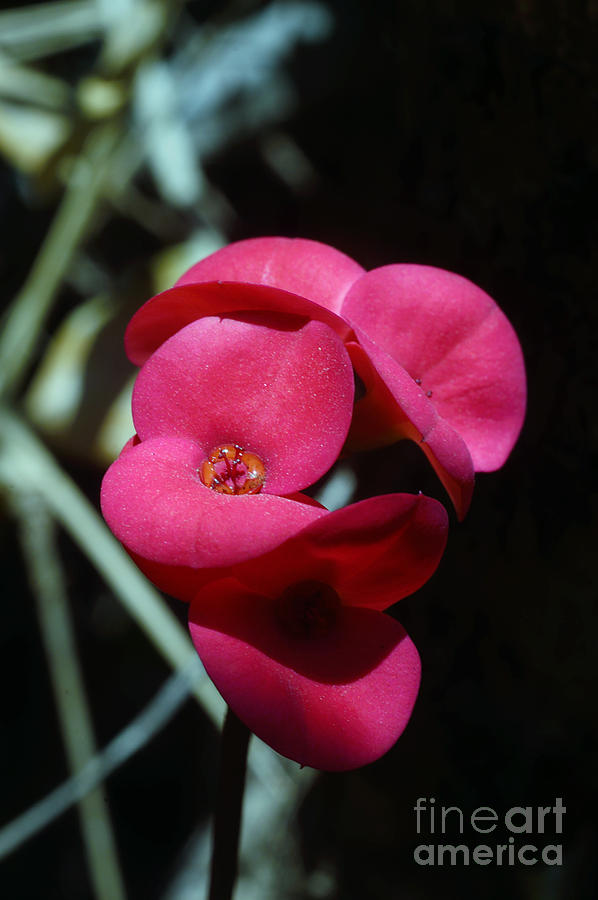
[
  {"left": 276, "top": 580, "right": 341, "bottom": 639},
  {"left": 200, "top": 444, "right": 265, "bottom": 495}
]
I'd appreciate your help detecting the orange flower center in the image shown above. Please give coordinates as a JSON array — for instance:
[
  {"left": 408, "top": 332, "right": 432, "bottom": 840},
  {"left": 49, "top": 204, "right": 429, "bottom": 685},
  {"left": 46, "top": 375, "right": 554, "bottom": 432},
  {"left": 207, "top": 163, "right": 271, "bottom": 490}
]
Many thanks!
[{"left": 200, "top": 444, "right": 265, "bottom": 495}]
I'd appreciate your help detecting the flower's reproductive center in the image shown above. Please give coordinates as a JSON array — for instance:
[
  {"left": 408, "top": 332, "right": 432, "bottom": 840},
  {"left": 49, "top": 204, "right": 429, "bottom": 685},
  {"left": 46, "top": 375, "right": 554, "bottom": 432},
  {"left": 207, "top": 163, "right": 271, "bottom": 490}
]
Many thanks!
[
  {"left": 276, "top": 581, "right": 341, "bottom": 638},
  {"left": 200, "top": 444, "right": 266, "bottom": 495}
]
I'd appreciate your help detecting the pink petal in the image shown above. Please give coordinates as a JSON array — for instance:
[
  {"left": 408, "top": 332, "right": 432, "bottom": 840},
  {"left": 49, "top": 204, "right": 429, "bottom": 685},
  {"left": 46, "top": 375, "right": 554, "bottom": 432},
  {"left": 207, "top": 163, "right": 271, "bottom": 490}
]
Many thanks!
[
  {"left": 175, "top": 237, "right": 365, "bottom": 314},
  {"left": 347, "top": 334, "right": 474, "bottom": 519},
  {"left": 342, "top": 265, "right": 526, "bottom": 471},
  {"left": 125, "top": 282, "right": 351, "bottom": 367},
  {"left": 188, "top": 579, "right": 421, "bottom": 771},
  {"left": 131, "top": 316, "right": 354, "bottom": 495},
  {"left": 100, "top": 437, "right": 326, "bottom": 569},
  {"left": 124, "top": 489, "right": 327, "bottom": 602},
  {"left": 126, "top": 550, "right": 216, "bottom": 602},
  {"left": 228, "top": 493, "right": 448, "bottom": 610}
]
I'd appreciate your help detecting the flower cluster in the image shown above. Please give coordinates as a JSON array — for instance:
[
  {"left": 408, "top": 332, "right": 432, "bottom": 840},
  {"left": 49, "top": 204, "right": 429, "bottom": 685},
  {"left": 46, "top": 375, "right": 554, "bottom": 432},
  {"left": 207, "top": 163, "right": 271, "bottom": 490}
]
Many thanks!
[{"left": 101, "top": 237, "right": 525, "bottom": 770}]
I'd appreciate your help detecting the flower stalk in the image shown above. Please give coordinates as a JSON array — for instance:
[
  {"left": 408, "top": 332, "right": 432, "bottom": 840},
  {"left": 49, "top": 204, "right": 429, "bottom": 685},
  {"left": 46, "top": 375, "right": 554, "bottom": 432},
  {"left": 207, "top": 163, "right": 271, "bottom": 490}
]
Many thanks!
[{"left": 208, "top": 707, "right": 251, "bottom": 900}]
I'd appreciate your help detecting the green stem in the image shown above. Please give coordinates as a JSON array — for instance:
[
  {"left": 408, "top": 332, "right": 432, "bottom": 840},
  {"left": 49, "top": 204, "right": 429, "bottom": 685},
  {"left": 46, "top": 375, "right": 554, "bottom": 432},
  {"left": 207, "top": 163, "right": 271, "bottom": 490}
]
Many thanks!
[
  {"left": 208, "top": 708, "right": 251, "bottom": 900},
  {"left": 0, "top": 124, "right": 120, "bottom": 400},
  {"left": 0, "top": 406, "right": 224, "bottom": 723},
  {"left": 13, "top": 491, "right": 126, "bottom": 900}
]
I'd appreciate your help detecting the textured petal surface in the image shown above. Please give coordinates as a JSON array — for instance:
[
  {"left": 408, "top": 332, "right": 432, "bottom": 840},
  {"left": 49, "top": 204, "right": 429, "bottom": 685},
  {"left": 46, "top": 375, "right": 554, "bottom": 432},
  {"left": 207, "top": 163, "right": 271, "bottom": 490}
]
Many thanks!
[
  {"left": 342, "top": 264, "right": 526, "bottom": 471},
  {"left": 132, "top": 315, "right": 354, "bottom": 495},
  {"left": 175, "top": 237, "right": 365, "bottom": 314},
  {"left": 124, "top": 492, "right": 325, "bottom": 601},
  {"left": 347, "top": 334, "right": 474, "bottom": 519},
  {"left": 125, "top": 282, "right": 351, "bottom": 366},
  {"left": 227, "top": 494, "right": 448, "bottom": 610},
  {"left": 100, "top": 437, "right": 326, "bottom": 569},
  {"left": 188, "top": 579, "right": 421, "bottom": 770}
]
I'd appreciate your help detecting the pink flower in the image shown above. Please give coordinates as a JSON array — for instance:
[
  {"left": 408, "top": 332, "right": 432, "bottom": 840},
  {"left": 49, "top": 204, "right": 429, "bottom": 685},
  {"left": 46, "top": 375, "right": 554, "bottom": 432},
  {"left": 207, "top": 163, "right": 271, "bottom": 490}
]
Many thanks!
[
  {"left": 100, "top": 243, "right": 453, "bottom": 770},
  {"left": 188, "top": 493, "right": 448, "bottom": 771},
  {"left": 101, "top": 312, "right": 355, "bottom": 576},
  {"left": 125, "top": 238, "right": 526, "bottom": 518}
]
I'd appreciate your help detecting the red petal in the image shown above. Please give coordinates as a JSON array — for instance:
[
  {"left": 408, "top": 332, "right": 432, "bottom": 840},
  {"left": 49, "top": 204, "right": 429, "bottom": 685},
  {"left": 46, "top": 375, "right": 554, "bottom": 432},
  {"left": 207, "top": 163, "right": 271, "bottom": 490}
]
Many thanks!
[
  {"left": 175, "top": 237, "right": 364, "bottom": 314},
  {"left": 188, "top": 579, "right": 421, "bottom": 771},
  {"left": 124, "top": 489, "right": 327, "bottom": 602},
  {"left": 342, "top": 265, "right": 526, "bottom": 470},
  {"left": 100, "top": 437, "right": 326, "bottom": 569},
  {"left": 347, "top": 334, "right": 474, "bottom": 519},
  {"left": 126, "top": 551, "right": 215, "bottom": 602},
  {"left": 131, "top": 316, "right": 354, "bottom": 495},
  {"left": 229, "top": 493, "right": 448, "bottom": 610},
  {"left": 125, "top": 282, "right": 351, "bottom": 367}
]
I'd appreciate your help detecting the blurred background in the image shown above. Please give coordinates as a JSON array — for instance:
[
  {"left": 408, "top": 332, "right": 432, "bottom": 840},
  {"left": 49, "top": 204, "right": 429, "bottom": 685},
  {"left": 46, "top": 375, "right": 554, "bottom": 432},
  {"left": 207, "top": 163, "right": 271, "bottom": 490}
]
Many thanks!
[{"left": 0, "top": 0, "right": 596, "bottom": 897}]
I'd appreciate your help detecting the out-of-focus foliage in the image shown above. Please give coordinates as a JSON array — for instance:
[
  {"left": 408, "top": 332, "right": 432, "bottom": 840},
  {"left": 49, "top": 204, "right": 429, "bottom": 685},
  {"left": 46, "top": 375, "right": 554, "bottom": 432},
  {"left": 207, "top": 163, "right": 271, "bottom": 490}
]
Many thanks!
[{"left": 0, "top": 0, "right": 332, "bottom": 459}]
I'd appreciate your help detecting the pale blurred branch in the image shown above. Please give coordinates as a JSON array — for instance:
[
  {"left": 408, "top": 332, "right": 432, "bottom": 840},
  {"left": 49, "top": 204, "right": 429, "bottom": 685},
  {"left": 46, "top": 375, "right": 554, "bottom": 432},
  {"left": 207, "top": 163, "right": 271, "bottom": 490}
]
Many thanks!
[
  {"left": 0, "top": 1, "right": 104, "bottom": 62},
  {"left": 0, "top": 54, "right": 71, "bottom": 108},
  {"left": 0, "top": 124, "right": 121, "bottom": 399},
  {"left": 0, "top": 406, "right": 224, "bottom": 723},
  {"left": 0, "top": 661, "right": 198, "bottom": 860},
  {"left": 11, "top": 490, "right": 127, "bottom": 900}
]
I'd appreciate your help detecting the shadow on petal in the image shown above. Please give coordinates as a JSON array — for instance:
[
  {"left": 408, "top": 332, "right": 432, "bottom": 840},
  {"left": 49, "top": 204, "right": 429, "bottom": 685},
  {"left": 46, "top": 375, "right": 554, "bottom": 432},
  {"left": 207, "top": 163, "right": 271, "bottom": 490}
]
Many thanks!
[
  {"left": 189, "top": 579, "right": 421, "bottom": 770},
  {"left": 190, "top": 579, "right": 413, "bottom": 685}
]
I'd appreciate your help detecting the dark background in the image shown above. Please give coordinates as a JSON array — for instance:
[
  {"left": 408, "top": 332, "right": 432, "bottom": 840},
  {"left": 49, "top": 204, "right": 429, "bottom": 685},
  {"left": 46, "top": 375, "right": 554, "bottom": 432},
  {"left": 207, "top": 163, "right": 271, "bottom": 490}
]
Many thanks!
[{"left": 1, "top": 0, "right": 596, "bottom": 897}]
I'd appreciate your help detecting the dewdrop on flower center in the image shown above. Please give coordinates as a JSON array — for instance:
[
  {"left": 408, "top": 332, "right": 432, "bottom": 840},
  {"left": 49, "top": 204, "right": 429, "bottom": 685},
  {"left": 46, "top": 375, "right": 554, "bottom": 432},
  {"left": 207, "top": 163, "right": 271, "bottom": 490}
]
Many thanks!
[{"left": 200, "top": 444, "right": 266, "bottom": 495}]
